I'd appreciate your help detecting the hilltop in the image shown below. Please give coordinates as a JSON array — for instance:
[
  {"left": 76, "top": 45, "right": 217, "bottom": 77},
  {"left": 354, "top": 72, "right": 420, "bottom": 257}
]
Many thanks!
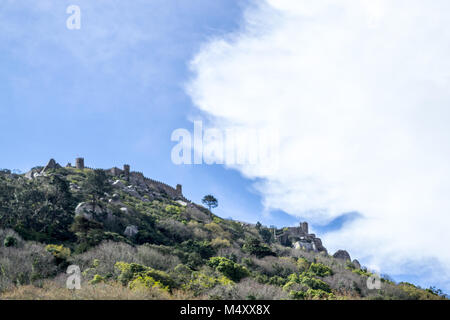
[{"left": 0, "top": 158, "right": 446, "bottom": 300}]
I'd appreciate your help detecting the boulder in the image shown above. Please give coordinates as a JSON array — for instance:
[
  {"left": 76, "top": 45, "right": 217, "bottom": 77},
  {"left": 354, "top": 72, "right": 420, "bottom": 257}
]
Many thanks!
[
  {"left": 176, "top": 200, "right": 188, "bottom": 206},
  {"left": 124, "top": 186, "right": 140, "bottom": 198},
  {"left": 75, "top": 202, "right": 103, "bottom": 220},
  {"left": 312, "top": 238, "right": 327, "bottom": 253},
  {"left": 124, "top": 225, "right": 138, "bottom": 237},
  {"left": 41, "top": 159, "right": 61, "bottom": 173},
  {"left": 352, "top": 259, "right": 361, "bottom": 269},
  {"left": 294, "top": 240, "right": 313, "bottom": 251},
  {"left": 25, "top": 170, "right": 34, "bottom": 180},
  {"left": 333, "top": 250, "right": 351, "bottom": 261},
  {"left": 112, "top": 180, "right": 125, "bottom": 189},
  {"left": 25, "top": 168, "right": 42, "bottom": 180}
]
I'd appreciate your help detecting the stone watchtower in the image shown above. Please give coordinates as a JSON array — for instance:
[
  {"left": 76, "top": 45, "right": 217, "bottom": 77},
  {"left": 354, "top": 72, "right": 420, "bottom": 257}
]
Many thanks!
[
  {"left": 176, "top": 184, "right": 182, "bottom": 195},
  {"left": 75, "top": 158, "right": 85, "bottom": 169},
  {"left": 123, "top": 164, "right": 130, "bottom": 176},
  {"left": 300, "top": 222, "right": 309, "bottom": 234}
]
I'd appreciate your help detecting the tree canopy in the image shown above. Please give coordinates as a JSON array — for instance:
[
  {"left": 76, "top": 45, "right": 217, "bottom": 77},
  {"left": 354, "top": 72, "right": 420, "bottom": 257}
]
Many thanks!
[{"left": 202, "top": 194, "right": 218, "bottom": 212}]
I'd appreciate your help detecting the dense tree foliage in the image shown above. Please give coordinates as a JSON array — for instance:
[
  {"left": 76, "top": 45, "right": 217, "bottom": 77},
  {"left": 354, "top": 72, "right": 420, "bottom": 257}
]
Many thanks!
[{"left": 202, "top": 194, "right": 218, "bottom": 212}]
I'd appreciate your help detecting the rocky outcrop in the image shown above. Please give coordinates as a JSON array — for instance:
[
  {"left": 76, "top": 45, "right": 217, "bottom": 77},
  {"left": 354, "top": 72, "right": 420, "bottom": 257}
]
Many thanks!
[
  {"left": 294, "top": 241, "right": 313, "bottom": 251},
  {"left": 352, "top": 259, "right": 361, "bottom": 269},
  {"left": 25, "top": 168, "right": 43, "bottom": 179},
  {"left": 124, "top": 225, "right": 138, "bottom": 237},
  {"left": 112, "top": 180, "right": 125, "bottom": 189},
  {"left": 75, "top": 202, "right": 104, "bottom": 220},
  {"left": 277, "top": 222, "right": 327, "bottom": 253},
  {"left": 333, "top": 250, "right": 351, "bottom": 261},
  {"left": 41, "top": 159, "right": 61, "bottom": 173}
]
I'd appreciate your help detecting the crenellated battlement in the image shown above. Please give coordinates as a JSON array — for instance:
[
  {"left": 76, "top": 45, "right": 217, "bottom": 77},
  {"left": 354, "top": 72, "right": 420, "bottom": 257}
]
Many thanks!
[{"left": 65, "top": 158, "right": 184, "bottom": 200}]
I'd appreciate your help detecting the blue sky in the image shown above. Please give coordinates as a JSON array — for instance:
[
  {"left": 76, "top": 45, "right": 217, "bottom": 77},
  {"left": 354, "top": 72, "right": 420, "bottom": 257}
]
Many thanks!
[
  {"left": 0, "top": 0, "right": 298, "bottom": 227},
  {"left": 1, "top": 1, "right": 449, "bottom": 294}
]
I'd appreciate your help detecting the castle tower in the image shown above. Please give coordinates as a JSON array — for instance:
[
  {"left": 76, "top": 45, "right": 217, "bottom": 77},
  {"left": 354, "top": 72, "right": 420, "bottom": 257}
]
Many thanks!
[
  {"left": 123, "top": 164, "right": 130, "bottom": 176},
  {"left": 75, "top": 158, "right": 85, "bottom": 169},
  {"left": 176, "top": 184, "right": 182, "bottom": 195},
  {"left": 300, "top": 222, "right": 309, "bottom": 234}
]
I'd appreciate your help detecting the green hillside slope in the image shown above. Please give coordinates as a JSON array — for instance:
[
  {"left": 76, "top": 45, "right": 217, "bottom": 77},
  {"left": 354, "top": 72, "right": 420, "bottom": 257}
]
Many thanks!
[{"left": 0, "top": 161, "right": 446, "bottom": 300}]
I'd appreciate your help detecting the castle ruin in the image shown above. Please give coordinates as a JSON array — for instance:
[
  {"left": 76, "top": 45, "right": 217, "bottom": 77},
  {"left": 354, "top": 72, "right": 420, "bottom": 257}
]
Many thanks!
[
  {"left": 75, "top": 157, "right": 85, "bottom": 169},
  {"left": 69, "top": 157, "right": 184, "bottom": 200},
  {"left": 276, "top": 221, "right": 327, "bottom": 253}
]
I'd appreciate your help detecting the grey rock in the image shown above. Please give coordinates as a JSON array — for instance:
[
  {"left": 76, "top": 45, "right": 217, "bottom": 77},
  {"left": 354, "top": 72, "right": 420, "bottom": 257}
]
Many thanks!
[
  {"left": 312, "top": 238, "right": 327, "bottom": 254},
  {"left": 124, "top": 186, "right": 140, "bottom": 198},
  {"left": 333, "top": 250, "right": 351, "bottom": 261},
  {"left": 25, "top": 168, "right": 43, "bottom": 180},
  {"left": 25, "top": 170, "right": 34, "bottom": 180},
  {"left": 41, "top": 159, "right": 61, "bottom": 173},
  {"left": 75, "top": 202, "right": 103, "bottom": 220},
  {"left": 70, "top": 183, "right": 80, "bottom": 191},
  {"left": 124, "top": 225, "right": 138, "bottom": 237},
  {"left": 352, "top": 259, "right": 361, "bottom": 269},
  {"left": 112, "top": 180, "right": 125, "bottom": 189},
  {"left": 176, "top": 200, "right": 188, "bottom": 206},
  {"left": 293, "top": 240, "right": 313, "bottom": 251}
]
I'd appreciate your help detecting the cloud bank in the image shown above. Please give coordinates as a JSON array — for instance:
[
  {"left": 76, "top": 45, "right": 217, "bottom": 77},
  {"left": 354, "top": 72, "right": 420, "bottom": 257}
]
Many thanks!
[{"left": 188, "top": 0, "right": 450, "bottom": 290}]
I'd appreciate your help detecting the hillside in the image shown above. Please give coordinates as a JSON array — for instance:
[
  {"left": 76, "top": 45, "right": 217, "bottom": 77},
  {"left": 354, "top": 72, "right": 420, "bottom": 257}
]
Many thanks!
[{"left": 0, "top": 158, "right": 446, "bottom": 300}]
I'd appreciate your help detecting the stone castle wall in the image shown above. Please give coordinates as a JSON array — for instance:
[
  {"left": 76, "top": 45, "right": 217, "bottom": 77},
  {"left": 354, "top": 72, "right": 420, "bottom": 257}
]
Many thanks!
[{"left": 67, "top": 158, "right": 184, "bottom": 200}]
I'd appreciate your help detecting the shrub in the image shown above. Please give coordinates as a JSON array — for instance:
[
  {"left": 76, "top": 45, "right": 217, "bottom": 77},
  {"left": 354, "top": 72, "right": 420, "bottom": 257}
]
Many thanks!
[
  {"left": 252, "top": 256, "right": 298, "bottom": 278},
  {"left": 205, "top": 223, "right": 231, "bottom": 239},
  {"left": 289, "top": 290, "right": 306, "bottom": 300},
  {"left": 242, "top": 237, "right": 275, "bottom": 258},
  {"left": 180, "top": 240, "right": 215, "bottom": 260},
  {"left": 164, "top": 205, "right": 182, "bottom": 215},
  {"left": 0, "top": 242, "right": 57, "bottom": 290},
  {"left": 136, "top": 245, "right": 181, "bottom": 271},
  {"left": 46, "top": 244, "right": 71, "bottom": 261},
  {"left": 268, "top": 276, "right": 287, "bottom": 286},
  {"left": 70, "top": 241, "right": 138, "bottom": 279},
  {"left": 183, "top": 271, "right": 232, "bottom": 295},
  {"left": 3, "top": 236, "right": 17, "bottom": 248},
  {"left": 207, "top": 257, "right": 249, "bottom": 282},
  {"left": 158, "top": 219, "right": 192, "bottom": 242},
  {"left": 352, "top": 268, "right": 373, "bottom": 277},
  {"left": 129, "top": 275, "right": 169, "bottom": 292},
  {"left": 210, "top": 238, "right": 231, "bottom": 249},
  {"left": 309, "top": 263, "right": 333, "bottom": 277},
  {"left": 297, "top": 258, "right": 310, "bottom": 272},
  {"left": 306, "top": 288, "right": 335, "bottom": 300},
  {"left": 207, "top": 278, "right": 289, "bottom": 300},
  {"left": 283, "top": 273, "right": 331, "bottom": 293},
  {"left": 89, "top": 274, "right": 105, "bottom": 285},
  {"left": 114, "top": 262, "right": 175, "bottom": 290}
]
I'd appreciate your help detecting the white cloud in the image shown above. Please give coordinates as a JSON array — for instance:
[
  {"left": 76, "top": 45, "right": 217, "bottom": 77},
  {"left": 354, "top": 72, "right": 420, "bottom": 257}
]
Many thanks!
[{"left": 188, "top": 0, "right": 450, "bottom": 291}]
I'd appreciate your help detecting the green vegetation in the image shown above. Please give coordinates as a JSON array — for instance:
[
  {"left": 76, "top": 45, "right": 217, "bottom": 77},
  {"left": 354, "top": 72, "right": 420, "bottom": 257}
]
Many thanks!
[
  {"left": 309, "top": 263, "right": 333, "bottom": 277},
  {"left": 242, "top": 237, "right": 275, "bottom": 258},
  {"left": 3, "top": 236, "right": 17, "bottom": 247},
  {"left": 0, "top": 167, "right": 447, "bottom": 300},
  {"left": 201, "top": 194, "right": 218, "bottom": 212},
  {"left": 207, "top": 257, "right": 249, "bottom": 282}
]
